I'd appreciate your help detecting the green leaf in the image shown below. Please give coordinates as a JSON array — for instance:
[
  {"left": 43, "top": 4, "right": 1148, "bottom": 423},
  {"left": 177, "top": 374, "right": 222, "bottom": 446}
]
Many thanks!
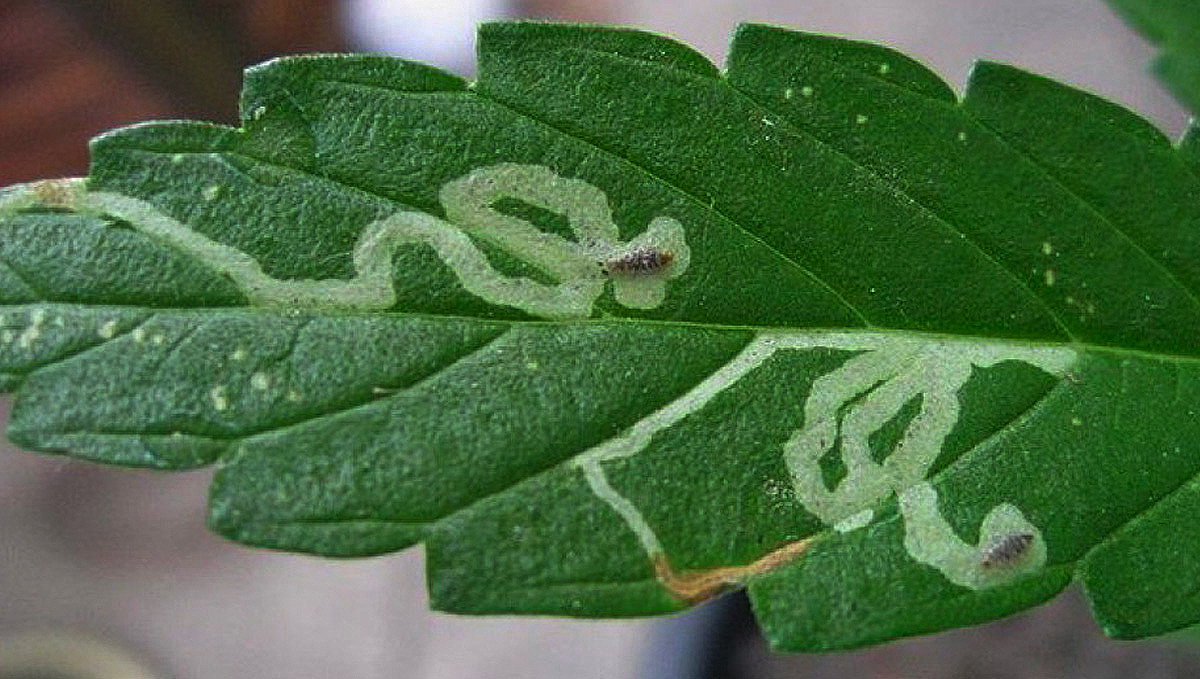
[
  {"left": 1105, "top": 0, "right": 1200, "bottom": 115},
  {"left": 3, "top": 21, "right": 1200, "bottom": 651}
]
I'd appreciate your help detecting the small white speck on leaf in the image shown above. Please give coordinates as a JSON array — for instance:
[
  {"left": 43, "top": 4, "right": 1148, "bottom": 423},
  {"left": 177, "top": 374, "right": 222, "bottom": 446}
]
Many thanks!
[
  {"left": 250, "top": 372, "right": 270, "bottom": 390},
  {"left": 210, "top": 386, "right": 229, "bottom": 411},
  {"left": 98, "top": 320, "right": 118, "bottom": 339},
  {"left": 202, "top": 185, "right": 221, "bottom": 201},
  {"left": 855, "top": 114, "right": 868, "bottom": 124},
  {"left": 18, "top": 309, "right": 46, "bottom": 349},
  {"left": 1043, "top": 269, "right": 1056, "bottom": 286},
  {"left": 878, "top": 63, "right": 891, "bottom": 74},
  {"left": 800, "top": 86, "right": 814, "bottom": 97}
]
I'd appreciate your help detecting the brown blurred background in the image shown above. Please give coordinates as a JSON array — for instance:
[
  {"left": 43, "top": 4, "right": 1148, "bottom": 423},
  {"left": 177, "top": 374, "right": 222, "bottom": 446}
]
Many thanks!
[
  {"left": 0, "top": 0, "right": 344, "bottom": 183},
  {"left": 0, "top": 1, "right": 1196, "bottom": 678}
]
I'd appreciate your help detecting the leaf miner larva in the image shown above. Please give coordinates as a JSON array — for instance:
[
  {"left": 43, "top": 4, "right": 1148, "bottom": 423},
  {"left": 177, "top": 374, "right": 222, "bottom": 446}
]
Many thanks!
[
  {"left": 601, "top": 247, "right": 675, "bottom": 277},
  {"left": 979, "top": 532, "right": 1034, "bottom": 568}
]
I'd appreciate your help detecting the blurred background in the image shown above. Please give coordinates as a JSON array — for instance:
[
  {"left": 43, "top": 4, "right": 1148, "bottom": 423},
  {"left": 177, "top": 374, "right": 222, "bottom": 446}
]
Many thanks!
[{"left": 0, "top": 1, "right": 1197, "bottom": 678}]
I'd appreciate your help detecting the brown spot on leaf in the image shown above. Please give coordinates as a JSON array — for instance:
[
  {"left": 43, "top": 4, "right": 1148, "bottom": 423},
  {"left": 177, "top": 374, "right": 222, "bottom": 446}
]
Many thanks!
[{"left": 31, "top": 179, "right": 78, "bottom": 208}]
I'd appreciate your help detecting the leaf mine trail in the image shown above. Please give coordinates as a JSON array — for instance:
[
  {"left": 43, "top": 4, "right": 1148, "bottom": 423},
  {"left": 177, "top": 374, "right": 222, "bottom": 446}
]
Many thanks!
[{"left": 5, "top": 19, "right": 1200, "bottom": 649}]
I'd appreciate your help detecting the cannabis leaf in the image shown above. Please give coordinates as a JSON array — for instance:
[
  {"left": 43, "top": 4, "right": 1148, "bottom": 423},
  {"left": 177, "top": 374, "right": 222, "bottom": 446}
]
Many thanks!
[{"left": 4, "top": 21, "right": 1200, "bottom": 651}]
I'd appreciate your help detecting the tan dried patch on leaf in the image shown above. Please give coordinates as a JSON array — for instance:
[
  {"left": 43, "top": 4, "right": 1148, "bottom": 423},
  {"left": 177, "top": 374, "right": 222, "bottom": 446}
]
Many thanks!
[{"left": 653, "top": 537, "right": 814, "bottom": 604}]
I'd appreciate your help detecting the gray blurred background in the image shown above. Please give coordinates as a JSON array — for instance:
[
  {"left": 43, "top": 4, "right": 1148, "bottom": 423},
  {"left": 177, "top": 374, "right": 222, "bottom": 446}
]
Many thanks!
[{"left": 0, "top": 1, "right": 1194, "bottom": 678}]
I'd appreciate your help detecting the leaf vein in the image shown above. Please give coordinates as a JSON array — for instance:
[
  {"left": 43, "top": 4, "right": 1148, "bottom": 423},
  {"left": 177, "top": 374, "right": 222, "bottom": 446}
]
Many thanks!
[
  {"left": 1084, "top": 458, "right": 1200, "bottom": 564},
  {"left": 433, "top": 332, "right": 760, "bottom": 523},
  {"left": 0, "top": 251, "right": 49, "bottom": 300},
  {"left": 18, "top": 313, "right": 155, "bottom": 376},
  {"left": 966, "top": 113, "right": 1200, "bottom": 313},
  {"left": 721, "top": 75, "right": 1080, "bottom": 341},
  {"left": 230, "top": 325, "right": 514, "bottom": 444}
]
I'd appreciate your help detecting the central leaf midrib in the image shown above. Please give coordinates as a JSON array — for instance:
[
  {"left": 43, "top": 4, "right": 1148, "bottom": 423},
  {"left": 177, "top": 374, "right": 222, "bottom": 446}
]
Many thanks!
[{"left": 10, "top": 300, "right": 1200, "bottom": 366}]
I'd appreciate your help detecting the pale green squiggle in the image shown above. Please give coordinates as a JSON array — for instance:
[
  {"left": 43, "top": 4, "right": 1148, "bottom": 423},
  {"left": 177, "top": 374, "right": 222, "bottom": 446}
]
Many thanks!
[
  {"left": 573, "top": 335, "right": 782, "bottom": 560},
  {"left": 581, "top": 463, "right": 664, "bottom": 558},
  {"left": 574, "top": 330, "right": 1072, "bottom": 588},
  {"left": 2, "top": 181, "right": 1065, "bottom": 587},
  {"left": 0, "top": 179, "right": 393, "bottom": 309},
  {"left": 437, "top": 164, "right": 689, "bottom": 315},
  {"left": 782, "top": 339, "right": 1072, "bottom": 526},
  {"left": 0, "top": 166, "right": 690, "bottom": 319},
  {"left": 899, "top": 481, "right": 1045, "bottom": 588},
  {"left": 783, "top": 336, "right": 1069, "bottom": 588}
]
